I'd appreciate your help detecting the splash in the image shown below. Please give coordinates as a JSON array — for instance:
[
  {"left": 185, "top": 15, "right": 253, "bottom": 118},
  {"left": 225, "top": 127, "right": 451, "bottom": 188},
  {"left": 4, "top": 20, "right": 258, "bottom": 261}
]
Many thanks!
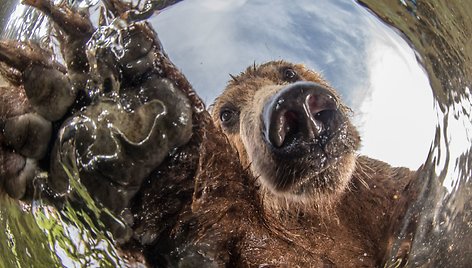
[{"left": 31, "top": 165, "right": 128, "bottom": 267}]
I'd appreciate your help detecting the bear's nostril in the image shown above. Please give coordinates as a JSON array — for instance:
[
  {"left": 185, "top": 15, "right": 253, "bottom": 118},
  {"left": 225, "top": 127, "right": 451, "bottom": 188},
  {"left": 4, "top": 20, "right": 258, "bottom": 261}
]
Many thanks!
[
  {"left": 270, "top": 110, "right": 299, "bottom": 147},
  {"left": 314, "top": 110, "right": 335, "bottom": 128},
  {"left": 307, "top": 93, "right": 337, "bottom": 130},
  {"left": 283, "top": 110, "right": 299, "bottom": 135},
  {"left": 306, "top": 92, "right": 337, "bottom": 116}
]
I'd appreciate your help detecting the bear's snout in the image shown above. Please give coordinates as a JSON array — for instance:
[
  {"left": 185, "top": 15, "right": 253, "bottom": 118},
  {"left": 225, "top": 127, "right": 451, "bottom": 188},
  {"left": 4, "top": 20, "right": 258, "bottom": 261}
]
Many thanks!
[{"left": 262, "top": 81, "right": 340, "bottom": 150}]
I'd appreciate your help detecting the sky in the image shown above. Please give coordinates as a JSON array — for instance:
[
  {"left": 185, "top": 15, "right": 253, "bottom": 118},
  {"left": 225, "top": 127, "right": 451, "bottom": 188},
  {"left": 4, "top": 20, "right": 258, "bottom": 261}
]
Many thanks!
[{"left": 152, "top": 0, "right": 435, "bottom": 169}]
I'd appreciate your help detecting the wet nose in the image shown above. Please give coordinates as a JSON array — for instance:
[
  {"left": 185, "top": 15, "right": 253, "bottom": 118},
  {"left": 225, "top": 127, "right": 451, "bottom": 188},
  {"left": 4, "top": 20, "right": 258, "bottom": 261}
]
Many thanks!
[{"left": 263, "top": 82, "right": 339, "bottom": 148}]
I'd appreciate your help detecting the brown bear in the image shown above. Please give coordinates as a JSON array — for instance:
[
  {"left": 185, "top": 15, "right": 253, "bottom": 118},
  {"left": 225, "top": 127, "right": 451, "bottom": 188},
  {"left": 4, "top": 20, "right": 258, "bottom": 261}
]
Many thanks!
[
  {"left": 201, "top": 60, "right": 417, "bottom": 267},
  {"left": 0, "top": 54, "right": 419, "bottom": 266},
  {"left": 211, "top": 61, "right": 360, "bottom": 214}
]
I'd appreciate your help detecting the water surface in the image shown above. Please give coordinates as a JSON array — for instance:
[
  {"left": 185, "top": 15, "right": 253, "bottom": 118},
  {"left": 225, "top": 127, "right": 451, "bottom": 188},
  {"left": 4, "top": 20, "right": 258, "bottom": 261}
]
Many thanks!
[{"left": 0, "top": 0, "right": 471, "bottom": 267}]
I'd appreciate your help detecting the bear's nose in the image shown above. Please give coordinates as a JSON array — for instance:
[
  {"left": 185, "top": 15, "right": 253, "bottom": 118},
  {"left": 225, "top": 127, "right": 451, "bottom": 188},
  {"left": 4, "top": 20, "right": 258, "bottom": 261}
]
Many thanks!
[{"left": 263, "top": 81, "right": 339, "bottom": 148}]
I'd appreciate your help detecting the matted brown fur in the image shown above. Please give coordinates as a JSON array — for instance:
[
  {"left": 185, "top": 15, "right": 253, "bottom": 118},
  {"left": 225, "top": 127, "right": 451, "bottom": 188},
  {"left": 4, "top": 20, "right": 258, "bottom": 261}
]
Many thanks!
[
  {"left": 211, "top": 61, "right": 359, "bottom": 216},
  {"left": 152, "top": 111, "right": 415, "bottom": 267},
  {"left": 198, "top": 60, "right": 417, "bottom": 266},
  {"left": 0, "top": 59, "right": 417, "bottom": 266}
]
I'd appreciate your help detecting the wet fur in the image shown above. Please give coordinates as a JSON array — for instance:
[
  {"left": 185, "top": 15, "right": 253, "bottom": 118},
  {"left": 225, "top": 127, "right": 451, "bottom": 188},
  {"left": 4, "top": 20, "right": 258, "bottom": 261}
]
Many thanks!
[
  {"left": 0, "top": 86, "right": 37, "bottom": 199},
  {"left": 211, "top": 61, "right": 361, "bottom": 217},
  {"left": 176, "top": 114, "right": 414, "bottom": 267},
  {"left": 0, "top": 52, "right": 417, "bottom": 266},
  {"left": 198, "top": 60, "right": 417, "bottom": 266}
]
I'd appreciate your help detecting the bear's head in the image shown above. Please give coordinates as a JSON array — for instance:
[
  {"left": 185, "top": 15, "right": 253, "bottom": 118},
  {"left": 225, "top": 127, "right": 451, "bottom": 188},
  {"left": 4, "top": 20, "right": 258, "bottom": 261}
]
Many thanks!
[{"left": 211, "top": 61, "right": 361, "bottom": 211}]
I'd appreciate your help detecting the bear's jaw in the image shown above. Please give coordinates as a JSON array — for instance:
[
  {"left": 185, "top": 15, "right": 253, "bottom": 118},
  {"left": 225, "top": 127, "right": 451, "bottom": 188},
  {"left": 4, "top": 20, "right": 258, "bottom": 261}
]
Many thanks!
[
  {"left": 265, "top": 151, "right": 356, "bottom": 195},
  {"left": 258, "top": 152, "right": 357, "bottom": 216},
  {"left": 248, "top": 118, "right": 360, "bottom": 194},
  {"left": 244, "top": 116, "right": 360, "bottom": 212}
]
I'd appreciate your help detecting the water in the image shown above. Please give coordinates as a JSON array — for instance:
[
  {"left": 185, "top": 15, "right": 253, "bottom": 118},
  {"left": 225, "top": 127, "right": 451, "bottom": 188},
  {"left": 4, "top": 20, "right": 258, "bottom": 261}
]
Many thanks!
[
  {"left": 358, "top": 1, "right": 472, "bottom": 266},
  {"left": 0, "top": 0, "right": 471, "bottom": 267}
]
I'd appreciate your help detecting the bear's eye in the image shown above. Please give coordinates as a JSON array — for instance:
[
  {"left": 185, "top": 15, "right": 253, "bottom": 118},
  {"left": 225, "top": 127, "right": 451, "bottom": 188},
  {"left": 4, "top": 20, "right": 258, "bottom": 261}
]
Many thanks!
[
  {"left": 219, "top": 108, "right": 239, "bottom": 128},
  {"left": 282, "top": 67, "right": 299, "bottom": 82}
]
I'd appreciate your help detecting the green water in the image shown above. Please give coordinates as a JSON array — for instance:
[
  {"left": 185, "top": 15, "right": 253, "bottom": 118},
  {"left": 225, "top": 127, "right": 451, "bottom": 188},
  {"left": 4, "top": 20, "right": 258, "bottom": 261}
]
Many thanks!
[
  {"left": 0, "top": 169, "right": 125, "bottom": 267},
  {"left": 0, "top": 196, "right": 59, "bottom": 268}
]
